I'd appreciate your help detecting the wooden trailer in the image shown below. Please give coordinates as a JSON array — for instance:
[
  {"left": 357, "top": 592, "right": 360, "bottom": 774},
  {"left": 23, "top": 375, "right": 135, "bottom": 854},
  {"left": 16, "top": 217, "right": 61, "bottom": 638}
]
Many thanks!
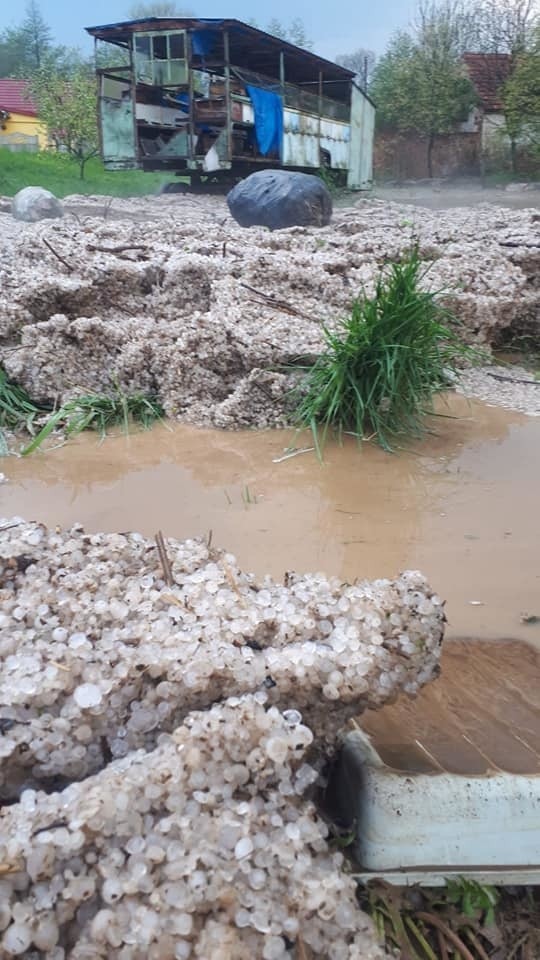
[{"left": 85, "top": 17, "right": 375, "bottom": 190}]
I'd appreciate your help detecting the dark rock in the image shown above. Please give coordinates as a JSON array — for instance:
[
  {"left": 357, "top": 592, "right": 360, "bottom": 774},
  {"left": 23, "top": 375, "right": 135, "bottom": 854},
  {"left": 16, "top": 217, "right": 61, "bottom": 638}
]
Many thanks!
[
  {"left": 11, "top": 186, "right": 64, "bottom": 223},
  {"left": 227, "top": 169, "right": 332, "bottom": 230}
]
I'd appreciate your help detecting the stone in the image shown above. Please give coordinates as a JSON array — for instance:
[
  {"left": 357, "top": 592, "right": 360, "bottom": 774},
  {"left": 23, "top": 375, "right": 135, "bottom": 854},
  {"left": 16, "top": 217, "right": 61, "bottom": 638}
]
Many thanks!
[
  {"left": 11, "top": 186, "right": 64, "bottom": 223},
  {"left": 227, "top": 170, "right": 332, "bottom": 230}
]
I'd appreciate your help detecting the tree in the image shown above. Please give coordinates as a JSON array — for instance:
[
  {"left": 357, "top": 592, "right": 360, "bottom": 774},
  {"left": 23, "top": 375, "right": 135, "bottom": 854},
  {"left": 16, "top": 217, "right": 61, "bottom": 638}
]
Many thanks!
[
  {"left": 0, "top": 2, "right": 75, "bottom": 79},
  {"left": 468, "top": 0, "right": 538, "bottom": 170},
  {"left": 287, "top": 18, "right": 313, "bottom": 50},
  {"left": 21, "top": 0, "right": 52, "bottom": 70},
  {"left": 127, "top": 1, "right": 193, "bottom": 16},
  {"left": 371, "top": 4, "right": 477, "bottom": 177},
  {"left": 0, "top": 1, "right": 52, "bottom": 77},
  {"left": 30, "top": 65, "right": 99, "bottom": 179},
  {"left": 502, "top": 26, "right": 540, "bottom": 158},
  {"left": 468, "top": 0, "right": 538, "bottom": 55},
  {"left": 257, "top": 18, "right": 313, "bottom": 49},
  {"left": 336, "top": 48, "right": 377, "bottom": 87}
]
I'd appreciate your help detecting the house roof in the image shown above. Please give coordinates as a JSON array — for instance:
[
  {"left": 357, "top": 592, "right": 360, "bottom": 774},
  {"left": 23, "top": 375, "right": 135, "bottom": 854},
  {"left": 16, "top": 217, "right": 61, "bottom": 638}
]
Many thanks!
[
  {"left": 0, "top": 79, "right": 36, "bottom": 117},
  {"left": 86, "top": 18, "right": 356, "bottom": 103},
  {"left": 462, "top": 53, "right": 512, "bottom": 112}
]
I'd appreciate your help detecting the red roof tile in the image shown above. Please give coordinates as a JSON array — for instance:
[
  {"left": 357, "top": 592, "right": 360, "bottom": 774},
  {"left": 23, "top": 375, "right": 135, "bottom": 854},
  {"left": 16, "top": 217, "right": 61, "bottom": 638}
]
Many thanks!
[
  {"left": 0, "top": 79, "right": 37, "bottom": 117},
  {"left": 462, "top": 53, "right": 512, "bottom": 112}
]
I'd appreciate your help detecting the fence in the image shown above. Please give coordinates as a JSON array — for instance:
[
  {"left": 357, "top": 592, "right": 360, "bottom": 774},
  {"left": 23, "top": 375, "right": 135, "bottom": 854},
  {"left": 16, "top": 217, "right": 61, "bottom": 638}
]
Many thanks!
[{"left": 0, "top": 133, "right": 40, "bottom": 153}]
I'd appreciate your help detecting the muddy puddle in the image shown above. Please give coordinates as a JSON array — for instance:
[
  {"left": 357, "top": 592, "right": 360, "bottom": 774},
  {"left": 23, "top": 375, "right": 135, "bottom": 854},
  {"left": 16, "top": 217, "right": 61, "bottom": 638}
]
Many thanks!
[{"left": 2, "top": 393, "right": 539, "bottom": 646}]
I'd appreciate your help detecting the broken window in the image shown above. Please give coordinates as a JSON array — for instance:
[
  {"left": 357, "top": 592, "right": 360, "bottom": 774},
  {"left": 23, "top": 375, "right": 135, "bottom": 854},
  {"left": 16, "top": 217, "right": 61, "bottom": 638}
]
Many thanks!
[{"left": 134, "top": 32, "right": 187, "bottom": 86}]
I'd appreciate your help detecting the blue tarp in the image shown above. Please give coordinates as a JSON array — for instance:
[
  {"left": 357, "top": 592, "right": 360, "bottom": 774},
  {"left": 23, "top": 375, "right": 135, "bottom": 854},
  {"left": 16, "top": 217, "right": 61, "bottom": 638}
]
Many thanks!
[{"left": 246, "top": 85, "right": 283, "bottom": 157}]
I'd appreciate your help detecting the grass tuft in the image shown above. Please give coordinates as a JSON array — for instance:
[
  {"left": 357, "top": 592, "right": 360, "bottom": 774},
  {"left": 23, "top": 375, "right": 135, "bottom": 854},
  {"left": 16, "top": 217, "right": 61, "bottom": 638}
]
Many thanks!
[
  {"left": 0, "top": 368, "right": 44, "bottom": 455},
  {"left": 21, "top": 388, "right": 164, "bottom": 456},
  {"left": 292, "top": 247, "right": 479, "bottom": 452}
]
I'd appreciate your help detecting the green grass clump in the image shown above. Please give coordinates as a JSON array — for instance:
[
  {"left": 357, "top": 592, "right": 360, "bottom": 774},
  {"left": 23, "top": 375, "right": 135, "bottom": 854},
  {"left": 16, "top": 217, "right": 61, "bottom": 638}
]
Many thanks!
[
  {"left": 21, "top": 389, "right": 164, "bottom": 456},
  {"left": 0, "top": 149, "right": 172, "bottom": 199},
  {"left": 293, "top": 248, "right": 477, "bottom": 452},
  {"left": 0, "top": 368, "right": 44, "bottom": 455}
]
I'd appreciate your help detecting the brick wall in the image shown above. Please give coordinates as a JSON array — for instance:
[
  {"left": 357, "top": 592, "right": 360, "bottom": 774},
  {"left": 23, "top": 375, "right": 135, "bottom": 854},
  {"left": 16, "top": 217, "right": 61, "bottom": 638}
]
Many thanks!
[{"left": 374, "top": 130, "right": 481, "bottom": 180}]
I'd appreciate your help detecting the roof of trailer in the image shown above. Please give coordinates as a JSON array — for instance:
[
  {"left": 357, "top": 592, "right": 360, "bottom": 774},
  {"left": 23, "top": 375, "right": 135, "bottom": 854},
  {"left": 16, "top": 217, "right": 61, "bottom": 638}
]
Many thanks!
[{"left": 85, "top": 17, "right": 356, "bottom": 98}]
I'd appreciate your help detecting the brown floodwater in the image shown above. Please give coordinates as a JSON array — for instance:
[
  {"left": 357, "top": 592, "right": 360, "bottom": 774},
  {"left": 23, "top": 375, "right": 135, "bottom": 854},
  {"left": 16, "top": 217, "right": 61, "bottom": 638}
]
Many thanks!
[{"left": 1, "top": 394, "right": 539, "bottom": 646}]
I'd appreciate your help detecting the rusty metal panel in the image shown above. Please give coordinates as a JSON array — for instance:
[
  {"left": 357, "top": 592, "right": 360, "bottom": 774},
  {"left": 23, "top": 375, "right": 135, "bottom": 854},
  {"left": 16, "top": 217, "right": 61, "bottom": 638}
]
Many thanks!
[
  {"left": 347, "top": 85, "right": 375, "bottom": 189},
  {"left": 283, "top": 108, "right": 351, "bottom": 170}
]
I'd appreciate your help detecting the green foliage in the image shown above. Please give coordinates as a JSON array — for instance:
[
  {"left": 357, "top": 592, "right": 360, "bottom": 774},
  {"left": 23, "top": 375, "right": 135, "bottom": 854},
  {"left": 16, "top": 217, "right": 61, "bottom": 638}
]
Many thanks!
[
  {"left": 0, "top": 1, "right": 76, "bottom": 78},
  {"left": 292, "top": 248, "right": 477, "bottom": 452},
  {"left": 21, "top": 389, "right": 164, "bottom": 455},
  {"left": 445, "top": 877, "right": 499, "bottom": 927},
  {"left": 0, "top": 368, "right": 44, "bottom": 456},
  {"left": 502, "top": 26, "right": 540, "bottom": 155},
  {"left": 370, "top": 18, "right": 476, "bottom": 176},
  {"left": 29, "top": 64, "right": 99, "bottom": 180},
  {"left": 370, "top": 3, "right": 477, "bottom": 175},
  {"left": 0, "top": 148, "right": 171, "bottom": 197}
]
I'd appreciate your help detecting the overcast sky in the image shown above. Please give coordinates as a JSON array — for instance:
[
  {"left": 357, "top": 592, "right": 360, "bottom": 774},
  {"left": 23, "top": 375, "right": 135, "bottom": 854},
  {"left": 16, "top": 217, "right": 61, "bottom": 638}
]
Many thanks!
[{"left": 0, "top": 0, "right": 416, "bottom": 61}]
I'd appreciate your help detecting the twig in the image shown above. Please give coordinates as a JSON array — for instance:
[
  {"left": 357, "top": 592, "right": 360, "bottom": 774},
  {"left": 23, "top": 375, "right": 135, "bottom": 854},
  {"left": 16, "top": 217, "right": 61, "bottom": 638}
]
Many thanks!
[
  {"left": 487, "top": 371, "right": 540, "bottom": 386},
  {"left": 86, "top": 243, "right": 148, "bottom": 254},
  {"left": 296, "top": 933, "right": 310, "bottom": 960},
  {"left": 405, "top": 915, "right": 439, "bottom": 960},
  {"left": 437, "top": 928, "right": 450, "bottom": 960},
  {"left": 498, "top": 240, "right": 540, "bottom": 248},
  {"left": 508, "top": 933, "right": 529, "bottom": 959},
  {"left": 272, "top": 447, "right": 315, "bottom": 463},
  {"left": 42, "top": 238, "right": 73, "bottom": 273},
  {"left": 240, "top": 282, "right": 318, "bottom": 322},
  {"left": 416, "top": 913, "right": 476, "bottom": 960},
  {"left": 155, "top": 530, "right": 174, "bottom": 586},
  {"left": 463, "top": 928, "right": 491, "bottom": 960},
  {"left": 0, "top": 520, "right": 24, "bottom": 531}
]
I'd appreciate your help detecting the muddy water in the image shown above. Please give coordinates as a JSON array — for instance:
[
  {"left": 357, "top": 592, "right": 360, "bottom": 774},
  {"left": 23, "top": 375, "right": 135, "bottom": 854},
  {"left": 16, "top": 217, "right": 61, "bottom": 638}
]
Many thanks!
[{"left": 2, "top": 394, "right": 539, "bottom": 645}]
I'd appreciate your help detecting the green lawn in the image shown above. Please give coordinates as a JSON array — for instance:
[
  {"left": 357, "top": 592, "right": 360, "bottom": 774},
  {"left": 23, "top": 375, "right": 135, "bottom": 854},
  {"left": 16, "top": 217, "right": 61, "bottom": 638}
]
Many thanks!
[{"left": 0, "top": 149, "right": 172, "bottom": 198}]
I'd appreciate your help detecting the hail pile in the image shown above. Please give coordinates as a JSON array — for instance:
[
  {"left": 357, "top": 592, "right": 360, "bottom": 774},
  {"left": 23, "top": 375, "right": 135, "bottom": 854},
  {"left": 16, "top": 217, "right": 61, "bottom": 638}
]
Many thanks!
[
  {"left": 0, "top": 194, "right": 538, "bottom": 429},
  {"left": 0, "top": 519, "right": 445, "bottom": 957}
]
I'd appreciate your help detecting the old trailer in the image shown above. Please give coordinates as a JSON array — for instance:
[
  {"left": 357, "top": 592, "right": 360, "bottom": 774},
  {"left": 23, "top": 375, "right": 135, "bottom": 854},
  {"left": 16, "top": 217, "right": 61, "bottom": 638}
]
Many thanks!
[{"left": 85, "top": 18, "right": 375, "bottom": 190}]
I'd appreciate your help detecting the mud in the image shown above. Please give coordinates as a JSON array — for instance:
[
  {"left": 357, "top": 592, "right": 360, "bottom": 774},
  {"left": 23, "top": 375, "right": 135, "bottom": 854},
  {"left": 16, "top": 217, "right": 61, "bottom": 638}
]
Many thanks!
[{"left": 3, "top": 394, "right": 539, "bottom": 646}]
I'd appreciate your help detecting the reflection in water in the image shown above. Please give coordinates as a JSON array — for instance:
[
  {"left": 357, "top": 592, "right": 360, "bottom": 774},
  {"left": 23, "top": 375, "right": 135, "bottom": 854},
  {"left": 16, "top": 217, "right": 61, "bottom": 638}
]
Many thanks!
[{"left": 2, "top": 394, "right": 539, "bottom": 644}]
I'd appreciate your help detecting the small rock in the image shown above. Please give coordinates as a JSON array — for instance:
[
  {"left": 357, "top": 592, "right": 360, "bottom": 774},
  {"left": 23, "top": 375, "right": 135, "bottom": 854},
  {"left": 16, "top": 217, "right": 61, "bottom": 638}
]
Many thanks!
[
  {"left": 11, "top": 186, "right": 64, "bottom": 223},
  {"left": 227, "top": 169, "right": 332, "bottom": 231}
]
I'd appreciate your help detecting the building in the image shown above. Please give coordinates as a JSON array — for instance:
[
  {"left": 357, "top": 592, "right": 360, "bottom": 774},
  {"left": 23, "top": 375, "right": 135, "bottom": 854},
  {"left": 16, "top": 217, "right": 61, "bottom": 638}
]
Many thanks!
[
  {"left": 0, "top": 79, "right": 46, "bottom": 151},
  {"left": 86, "top": 17, "right": 375, "bottom": 190},
  {"left": 461, "top": 53, "right": 513, "bottom": 166}
]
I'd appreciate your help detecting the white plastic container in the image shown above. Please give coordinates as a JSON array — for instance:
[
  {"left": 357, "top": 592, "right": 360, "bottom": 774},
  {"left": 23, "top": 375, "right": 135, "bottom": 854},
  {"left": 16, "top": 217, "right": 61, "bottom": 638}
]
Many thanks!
[{"left": 335, "top": 729, "right": 540, "bottom": 873}]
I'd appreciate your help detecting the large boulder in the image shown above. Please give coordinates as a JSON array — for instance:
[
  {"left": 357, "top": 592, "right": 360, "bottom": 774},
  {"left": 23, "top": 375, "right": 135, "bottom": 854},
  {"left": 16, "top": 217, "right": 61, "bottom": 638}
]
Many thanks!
[
  {"left": 11, "top": 185, "right": 64, "bottom": 223},
  {"left": 227, "top": 169, "right": 332, "bottom": 230}
]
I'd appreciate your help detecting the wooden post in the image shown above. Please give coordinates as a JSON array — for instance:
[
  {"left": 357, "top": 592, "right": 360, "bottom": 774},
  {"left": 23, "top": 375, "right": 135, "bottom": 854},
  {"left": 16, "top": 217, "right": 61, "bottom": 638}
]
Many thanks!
[
  {"left": 224, "top": 29, "right": 232, "bottom": 163},
  {"left": 187, "top": 32, "right": 195, "bottom": 162},
  {"left": 318, "top": 71, "right": 323, "bottom": 167},
  {"left": 129, "top": 36, "right": 138, "bottom": 163}
]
